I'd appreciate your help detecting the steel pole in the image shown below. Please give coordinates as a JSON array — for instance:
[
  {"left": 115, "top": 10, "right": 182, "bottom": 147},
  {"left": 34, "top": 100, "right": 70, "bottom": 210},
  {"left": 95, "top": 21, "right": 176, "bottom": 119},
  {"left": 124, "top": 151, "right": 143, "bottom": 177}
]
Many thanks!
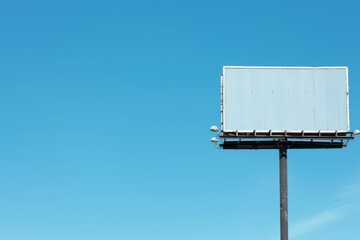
[{"left": 279, "top": 146, "right": 288, "bottom": 240}]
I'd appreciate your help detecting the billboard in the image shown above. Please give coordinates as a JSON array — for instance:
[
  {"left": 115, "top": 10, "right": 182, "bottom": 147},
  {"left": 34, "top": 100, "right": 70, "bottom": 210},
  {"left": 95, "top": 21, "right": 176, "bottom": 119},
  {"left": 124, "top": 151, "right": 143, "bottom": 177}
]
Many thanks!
[{"left": 221, "top": 66, "right": 349, "bottom": 133}]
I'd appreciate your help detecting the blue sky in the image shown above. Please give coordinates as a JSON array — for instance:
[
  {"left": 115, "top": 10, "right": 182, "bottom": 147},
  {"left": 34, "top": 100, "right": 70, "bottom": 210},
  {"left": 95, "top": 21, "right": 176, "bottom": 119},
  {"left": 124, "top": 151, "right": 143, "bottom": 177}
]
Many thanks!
[{"left": 0, "top": 0, "right": 360, "bottom": 239}]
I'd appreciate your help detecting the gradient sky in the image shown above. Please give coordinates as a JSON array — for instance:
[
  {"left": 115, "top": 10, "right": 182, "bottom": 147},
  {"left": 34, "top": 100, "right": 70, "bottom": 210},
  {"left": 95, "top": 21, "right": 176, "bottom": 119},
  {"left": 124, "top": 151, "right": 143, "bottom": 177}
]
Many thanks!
[{"left": 1, "top": 1, "right": 360, "bottom": 239}]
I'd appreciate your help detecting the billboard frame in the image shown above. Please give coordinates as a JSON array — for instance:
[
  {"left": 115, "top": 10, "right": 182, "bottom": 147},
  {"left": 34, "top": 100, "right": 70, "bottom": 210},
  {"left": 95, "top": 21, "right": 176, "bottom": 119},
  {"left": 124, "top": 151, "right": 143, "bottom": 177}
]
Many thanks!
[{"left": 221, "top": 66, "right": 350, "bottom": 137}]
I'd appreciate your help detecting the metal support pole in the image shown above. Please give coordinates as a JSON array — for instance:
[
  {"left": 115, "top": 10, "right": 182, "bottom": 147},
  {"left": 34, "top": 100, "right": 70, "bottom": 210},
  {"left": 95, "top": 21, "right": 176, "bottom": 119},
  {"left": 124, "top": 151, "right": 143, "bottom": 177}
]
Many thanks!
[{"left": 279, "top": 146, "right": 288, "bottom": 240}]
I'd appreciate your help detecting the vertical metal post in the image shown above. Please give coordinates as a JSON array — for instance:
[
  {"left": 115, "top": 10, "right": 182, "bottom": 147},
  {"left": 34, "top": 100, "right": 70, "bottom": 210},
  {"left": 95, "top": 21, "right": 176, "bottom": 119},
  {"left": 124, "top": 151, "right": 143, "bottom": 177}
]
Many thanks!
[{"left": 279, "top": 146, "right": 288, "bottom": 240}]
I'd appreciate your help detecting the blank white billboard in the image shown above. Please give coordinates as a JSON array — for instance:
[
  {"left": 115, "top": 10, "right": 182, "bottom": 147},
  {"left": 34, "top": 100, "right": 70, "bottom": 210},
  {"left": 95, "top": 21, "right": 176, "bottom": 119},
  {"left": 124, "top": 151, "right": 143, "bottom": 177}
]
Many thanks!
[{"left": 221, "top": 66, "right": 349, "bottom": 132}]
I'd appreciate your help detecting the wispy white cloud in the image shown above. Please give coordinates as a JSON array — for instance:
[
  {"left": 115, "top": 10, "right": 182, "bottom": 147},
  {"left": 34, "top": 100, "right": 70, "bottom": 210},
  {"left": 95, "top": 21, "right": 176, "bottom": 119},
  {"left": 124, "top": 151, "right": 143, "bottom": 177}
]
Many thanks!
[
  {"left": 332, "top": 183, "right": 360, "bottom": 209},
  {"left": 289, "top": 182, "right": 360, "bottom": 238},
  {"left": 290, "top": 208, "right": 343, "bottom": 238}
]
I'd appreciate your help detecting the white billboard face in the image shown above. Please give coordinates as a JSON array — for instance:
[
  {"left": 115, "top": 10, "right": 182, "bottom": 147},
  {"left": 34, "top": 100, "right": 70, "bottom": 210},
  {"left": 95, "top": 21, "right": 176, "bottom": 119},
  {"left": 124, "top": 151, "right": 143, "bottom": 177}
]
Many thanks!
[{"left": 222, "top": 66, "right": 349, "bottom": 132}]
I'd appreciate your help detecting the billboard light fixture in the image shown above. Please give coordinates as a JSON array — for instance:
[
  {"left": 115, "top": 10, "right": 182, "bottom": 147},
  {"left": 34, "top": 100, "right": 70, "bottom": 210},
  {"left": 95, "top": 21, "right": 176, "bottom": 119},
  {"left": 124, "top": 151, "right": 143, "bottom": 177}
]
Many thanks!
[{"left": 210, "top": 125, "right": 219, "bottom": 132}]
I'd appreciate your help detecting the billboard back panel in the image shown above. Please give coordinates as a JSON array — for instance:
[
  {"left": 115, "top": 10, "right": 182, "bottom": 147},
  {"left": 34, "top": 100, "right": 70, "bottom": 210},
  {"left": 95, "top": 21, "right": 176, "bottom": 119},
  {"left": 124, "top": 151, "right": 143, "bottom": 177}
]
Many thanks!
[{"left": 222, "top": 67, "right": 349, "bottom": 132}]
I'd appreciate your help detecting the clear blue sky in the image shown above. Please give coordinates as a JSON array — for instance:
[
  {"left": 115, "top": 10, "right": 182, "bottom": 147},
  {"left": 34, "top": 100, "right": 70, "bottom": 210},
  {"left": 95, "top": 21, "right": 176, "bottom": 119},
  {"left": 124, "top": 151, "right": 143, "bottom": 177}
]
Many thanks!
[{"left": 1, "top": 1, "right": 360, "bottom": 239}]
